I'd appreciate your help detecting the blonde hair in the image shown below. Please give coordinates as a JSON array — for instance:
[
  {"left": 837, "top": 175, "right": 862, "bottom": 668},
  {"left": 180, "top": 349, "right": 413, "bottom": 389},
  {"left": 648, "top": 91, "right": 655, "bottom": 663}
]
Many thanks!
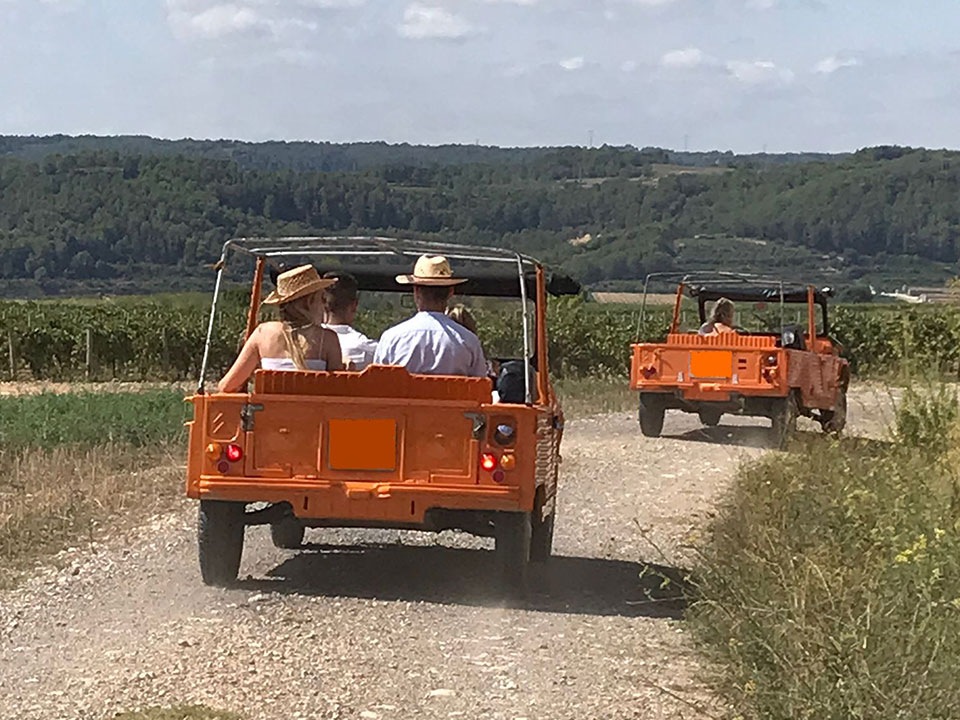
[
  {"left": 711, "top": 297, "right": 735, "bottom": 325},
  {"left": 446, "top": 304, "right": 477, "bottom": 334},
  {"left": 277, "top": 291, "right": 324, "bottom": 370}
]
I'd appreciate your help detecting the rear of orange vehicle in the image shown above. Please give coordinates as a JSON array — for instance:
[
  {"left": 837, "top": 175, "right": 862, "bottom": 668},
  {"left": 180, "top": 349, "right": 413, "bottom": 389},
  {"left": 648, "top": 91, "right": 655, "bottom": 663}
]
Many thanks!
[
  {"left": 629, "top": 278, "right": 849, "bottom": 444},
  {"left": 186, "top": 366, "right": 562, "bottom": 586},
  {"left": 185, "top": 239, "right": 571, "bottom": 590}
]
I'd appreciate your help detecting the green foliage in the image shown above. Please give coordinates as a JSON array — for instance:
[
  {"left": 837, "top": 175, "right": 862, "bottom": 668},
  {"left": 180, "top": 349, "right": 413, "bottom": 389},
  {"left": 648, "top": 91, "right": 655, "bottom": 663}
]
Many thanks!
[
  {"left": 0, "top": 390, "right": 189, "bottom": 452},
  {"left": 692, "top": 425, "right": 960, "bottom": 719},
  {"left": 895, "top": 383, "right": 959, "bottom": 456},
  {"left": 6, "top": 293, "right": 960, "bottom": 381},
  {"left": 0, "top": 142, "right": 958, "bottom": 293}
]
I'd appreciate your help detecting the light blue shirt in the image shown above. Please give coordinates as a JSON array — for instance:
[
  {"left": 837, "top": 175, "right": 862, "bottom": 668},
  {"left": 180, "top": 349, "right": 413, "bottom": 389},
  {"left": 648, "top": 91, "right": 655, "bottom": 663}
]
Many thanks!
[{"left": 374, "top": 311, "right": 488, "bottom": 377}]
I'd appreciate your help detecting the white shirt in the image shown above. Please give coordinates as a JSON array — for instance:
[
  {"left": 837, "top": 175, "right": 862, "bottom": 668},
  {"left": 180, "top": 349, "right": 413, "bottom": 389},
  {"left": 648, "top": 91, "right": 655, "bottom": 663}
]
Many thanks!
[
  {"left": 374, "top": 311, "right": 488, "bottom": 377},
  {"left": 261, "top": 358, "right": 327, "bottom": 371},
  {"left": 324, "top": 324, "right": 377, "bottom": 370}
]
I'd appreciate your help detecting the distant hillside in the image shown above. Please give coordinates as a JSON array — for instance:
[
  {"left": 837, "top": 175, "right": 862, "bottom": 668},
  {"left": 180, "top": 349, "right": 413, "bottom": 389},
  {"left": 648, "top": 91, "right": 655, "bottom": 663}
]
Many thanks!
[
  {"left": 0, "top": 134, "right": 846, "bottom": 173},
  {"left": 0, "top": 140, "right": 954, "bottom": 297}
]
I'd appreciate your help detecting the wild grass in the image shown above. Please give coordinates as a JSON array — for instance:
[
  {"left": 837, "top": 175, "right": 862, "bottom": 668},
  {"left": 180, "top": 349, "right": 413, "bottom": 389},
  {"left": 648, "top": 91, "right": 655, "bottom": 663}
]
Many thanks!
[
  {"left": 0, "top": 390, "right": 188, "bottom": 585},
  {"left": 0, "top": 389, "right": 189, "bottom": 452},
  {"left": 691, "top": 384, "right": 960, "bottom": 719},
  {"left": 109, "top": 707, "right": 242, "bottom": 720},
  {"left": 555, "top": 376, "right": 635, "bottom": 418}
]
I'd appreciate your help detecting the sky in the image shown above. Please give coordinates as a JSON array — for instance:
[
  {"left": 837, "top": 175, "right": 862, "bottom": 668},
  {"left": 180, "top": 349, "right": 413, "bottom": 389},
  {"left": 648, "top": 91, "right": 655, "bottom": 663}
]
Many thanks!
[{"left": 1, "top": 0, "right": 958, "bottom": 153}]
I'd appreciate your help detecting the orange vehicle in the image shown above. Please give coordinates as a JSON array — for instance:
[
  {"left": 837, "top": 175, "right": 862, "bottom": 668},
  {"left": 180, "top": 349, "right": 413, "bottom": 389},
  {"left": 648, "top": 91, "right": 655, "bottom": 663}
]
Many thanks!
[
  {"left": 186, "top": 236, "right": 580, "bottom": 588},
  {"left": 629, "top": 274, "right": 849, "bottom": 446}
]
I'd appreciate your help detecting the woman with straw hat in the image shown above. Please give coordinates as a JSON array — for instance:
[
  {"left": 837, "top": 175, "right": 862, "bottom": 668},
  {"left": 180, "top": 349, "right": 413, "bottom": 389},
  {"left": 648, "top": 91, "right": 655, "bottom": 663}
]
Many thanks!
[{"left": 218, "top": 265, "right": 344, "bottom": 392}]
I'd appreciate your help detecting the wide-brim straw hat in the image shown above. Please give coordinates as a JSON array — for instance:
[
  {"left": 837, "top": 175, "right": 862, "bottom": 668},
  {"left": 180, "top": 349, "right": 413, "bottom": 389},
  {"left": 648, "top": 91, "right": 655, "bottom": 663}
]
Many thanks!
[
  {"left": 263, "top": 264, "right": 335, "bottom": 305},
  {"left": 396, "top": 255, "right": 467, "bottom": 286}
]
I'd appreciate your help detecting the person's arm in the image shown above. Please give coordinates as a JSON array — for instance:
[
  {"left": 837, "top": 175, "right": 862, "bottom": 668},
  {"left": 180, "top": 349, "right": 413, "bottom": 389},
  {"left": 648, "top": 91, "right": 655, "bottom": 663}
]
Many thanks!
[
  {"left": 218, "top": 328, "right": 261, "bottom": 393},
  {"left": 323, "top": 328, "right": 344, "bottom": 371},
  {"left": 373, "top": 333, "right": 391, "bottom": 365},
  {"left": 469, "top": 338, "right": 489, "bottom": 378}
]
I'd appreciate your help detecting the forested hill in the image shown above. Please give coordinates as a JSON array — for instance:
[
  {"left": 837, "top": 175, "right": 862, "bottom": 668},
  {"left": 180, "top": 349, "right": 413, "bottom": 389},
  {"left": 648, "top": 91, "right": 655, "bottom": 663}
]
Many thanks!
[
  {"left": 0, "top": 134, "right": 842, "bottom": 173},
  {"left": 0, "top": 142, "right": 956, "bottom": 297}
]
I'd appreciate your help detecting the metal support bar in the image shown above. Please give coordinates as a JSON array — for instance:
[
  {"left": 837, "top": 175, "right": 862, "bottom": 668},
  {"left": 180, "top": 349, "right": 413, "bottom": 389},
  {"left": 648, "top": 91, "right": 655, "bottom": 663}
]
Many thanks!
[
  {"left": 197, "top": 243, "right": 230, "bottom": 393},
  {"left": 517, "top": 254, "right": 532, "bottom": 405}
]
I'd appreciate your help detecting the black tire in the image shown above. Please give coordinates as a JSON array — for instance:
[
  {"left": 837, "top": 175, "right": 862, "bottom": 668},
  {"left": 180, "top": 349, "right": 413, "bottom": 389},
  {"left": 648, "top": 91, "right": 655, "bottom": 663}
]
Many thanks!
[
  {"left": 530, "top": 489, "right": 555, "bottom": 563},
  {"left": 197, "top": 500, "right": 246, "bottom": 587},
  {"left": 639, "top": 394, "right": 666, "bottom": 438},
  {"left": 270, "top": 517, "right": 305, "bottom": 549},
  {"left": 821, "top": 389, "right": 847, "bottom": 435},
  {"left": 698, "top": 408, "right": 723, "bottom": 427},
  {"left": 494, "top": 511, "right": 531, "bottom": 590},
  {"left": 771, "top": 393, "right": 799, "bottom": 449}
]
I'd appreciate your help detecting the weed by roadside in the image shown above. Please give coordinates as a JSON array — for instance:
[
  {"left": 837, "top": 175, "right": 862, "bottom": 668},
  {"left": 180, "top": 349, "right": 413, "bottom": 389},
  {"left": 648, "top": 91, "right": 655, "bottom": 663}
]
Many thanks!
[
  {"left": 691, "top": 384, "right": 960, "bottom": 719},
  {"left": 555, "top": 376, "right": 634, "bottom": 418},
  {"left": 0, "top": 390, "right": 189, "bottom": 586}
]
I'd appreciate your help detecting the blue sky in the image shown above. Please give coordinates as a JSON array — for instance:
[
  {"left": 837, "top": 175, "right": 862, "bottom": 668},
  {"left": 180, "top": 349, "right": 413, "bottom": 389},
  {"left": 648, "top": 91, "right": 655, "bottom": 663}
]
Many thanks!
[{"left": 1, "top": 0, "right": 958, "bottom": 152}]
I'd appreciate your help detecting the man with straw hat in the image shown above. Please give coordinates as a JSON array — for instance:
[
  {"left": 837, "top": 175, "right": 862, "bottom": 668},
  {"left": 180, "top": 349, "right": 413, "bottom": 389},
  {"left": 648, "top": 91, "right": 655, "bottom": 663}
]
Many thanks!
[{"left": 374, "top": 255, "right": 488, "bottom": 377}]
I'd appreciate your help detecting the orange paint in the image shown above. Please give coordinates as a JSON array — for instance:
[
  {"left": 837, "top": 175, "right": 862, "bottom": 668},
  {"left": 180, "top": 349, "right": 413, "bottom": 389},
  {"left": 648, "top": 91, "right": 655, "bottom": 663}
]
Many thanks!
[{"left": 328, "top": 418, "right": 398, "bottom": 471}]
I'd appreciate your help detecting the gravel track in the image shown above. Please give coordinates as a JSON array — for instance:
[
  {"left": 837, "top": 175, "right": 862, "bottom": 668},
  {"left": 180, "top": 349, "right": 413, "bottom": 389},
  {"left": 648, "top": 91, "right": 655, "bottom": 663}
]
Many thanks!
[{"left": 0, "top": 386, "right": 888, "bottom": 720}]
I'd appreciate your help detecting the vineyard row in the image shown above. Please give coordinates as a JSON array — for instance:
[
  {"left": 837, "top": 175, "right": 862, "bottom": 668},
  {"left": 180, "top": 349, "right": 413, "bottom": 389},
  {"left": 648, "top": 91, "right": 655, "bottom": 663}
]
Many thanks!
[{"left": 0, "top": 299, "right": 957, "bottom": 381}]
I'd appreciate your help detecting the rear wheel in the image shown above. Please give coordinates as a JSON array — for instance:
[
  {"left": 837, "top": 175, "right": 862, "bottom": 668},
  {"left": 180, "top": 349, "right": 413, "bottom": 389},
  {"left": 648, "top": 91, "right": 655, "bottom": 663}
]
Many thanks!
[
  {"left": 698, "top": 408, "right": 723, "bottom": 427},
  {"left": 771, "top": 393, "right": 799, "bottom": 449},
  {"left": 494, "top": 511, "right": 531, "bottom": 590},
  {"left": 198, "top": 500, "right": 245, "bottom": 587},
  {"left": 270, "top": 517, "right": 305, "bottom": 549},
  {"left": 530, "top": 488, "right": 555, "bottom": 563},
  {"left": 639, "top": 394, "right": 666, "bottom": 437},
  {"left": 821, "top": 389, "right": 848, "bottom": 435}
]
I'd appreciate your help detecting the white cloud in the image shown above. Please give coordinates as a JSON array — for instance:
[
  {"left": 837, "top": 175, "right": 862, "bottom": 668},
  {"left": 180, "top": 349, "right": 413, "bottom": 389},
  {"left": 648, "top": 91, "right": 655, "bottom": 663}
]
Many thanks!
[
  {"left": 165, "top": 0, "right": 361, "bottom": 40},
  {"left": 660, "top": 47, "right": 710, "bottom": 69},
  {"left": 559, "top": 56, "right": 585, "bottom": 71},
  {"left": 745, "top": 0, "right": 778, "bottom": 9},
  {"left": 815, "top": 55, "right": 861, "bottom": 74},
  {"left": 482, "top": 0, "right": 540, "bottom": 4},
  {"left": 398, "top": 3, "right": 473, "bottom": 39},
  {"left": 625, "top": 0, "right": 679, "bottom": 5},
  {"left": 726, "top": 59, "right": 794, "bottom": 85},
  {"left": 620, "top": 60, "right": 638, "bottom": 72}
]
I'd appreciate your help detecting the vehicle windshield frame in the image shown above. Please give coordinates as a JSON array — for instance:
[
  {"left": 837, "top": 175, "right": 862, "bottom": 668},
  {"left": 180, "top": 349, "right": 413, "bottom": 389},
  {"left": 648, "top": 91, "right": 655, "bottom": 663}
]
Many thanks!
[
  {"left": 635, "top": 271, "right": 831, "bottom": 339},
  {"left": 198, "top": 236, "right": 560, "bottom": 402}
]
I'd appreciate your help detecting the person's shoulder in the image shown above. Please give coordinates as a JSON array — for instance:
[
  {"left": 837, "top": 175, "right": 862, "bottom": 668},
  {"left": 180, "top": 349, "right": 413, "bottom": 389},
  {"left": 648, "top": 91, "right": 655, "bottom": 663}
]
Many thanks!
[{"left": 379, "top": 316, "right": 415, "bottom": 341}]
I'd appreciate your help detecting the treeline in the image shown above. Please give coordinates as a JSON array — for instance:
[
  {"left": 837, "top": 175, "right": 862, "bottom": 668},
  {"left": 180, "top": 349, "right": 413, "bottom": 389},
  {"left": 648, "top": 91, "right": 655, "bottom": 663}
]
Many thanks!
[
  {"left": 0, "top": 134, "right": 841, "bottom": 173},
  {"left": 0, "top": 143, "right": 957, "bottom": 291}
]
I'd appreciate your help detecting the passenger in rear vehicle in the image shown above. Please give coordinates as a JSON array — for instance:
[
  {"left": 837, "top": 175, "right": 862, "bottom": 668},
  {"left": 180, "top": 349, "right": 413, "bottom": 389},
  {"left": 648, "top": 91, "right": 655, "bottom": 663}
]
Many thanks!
[
  {"left": 217, "top": 265, "right": 343, "bottom": 392},
  {"left": 699, "top": 297, "right": 737, "bottom": 336},
  {"left": 374, "top": 255, "right": 488, "bottom": 377},
  {"left": 322, "top": 271, "right": 377, "bottom": 371}
]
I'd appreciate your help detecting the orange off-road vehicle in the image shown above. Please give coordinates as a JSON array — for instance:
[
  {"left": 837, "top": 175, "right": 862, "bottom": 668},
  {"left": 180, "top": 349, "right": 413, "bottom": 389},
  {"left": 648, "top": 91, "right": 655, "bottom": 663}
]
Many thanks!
[
  {"left": 629, "top": 274, "right": 849, "bottom": 446},
  {"left": 186, "top": 236, "right": 579, "bottom": 588}
]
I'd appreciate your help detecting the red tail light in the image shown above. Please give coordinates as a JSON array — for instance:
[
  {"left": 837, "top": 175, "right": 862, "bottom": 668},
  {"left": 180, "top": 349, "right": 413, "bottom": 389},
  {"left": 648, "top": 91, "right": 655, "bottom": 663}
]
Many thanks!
[
  {"left": 480, "top": 453, "right": 498, "bottom": 472},
  {"left": 225, "top": 443, "right": 243, "bottom": 462}
]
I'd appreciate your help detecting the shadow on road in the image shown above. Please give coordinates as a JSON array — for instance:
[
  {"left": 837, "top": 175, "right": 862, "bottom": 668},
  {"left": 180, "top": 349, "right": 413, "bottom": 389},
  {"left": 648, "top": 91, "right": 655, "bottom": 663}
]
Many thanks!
[
  {"left": 237, "top": 544, "right": 692, "bottom": 619},
  {"left": 664, "top": 423, "right": 775, "bottom": 449}
]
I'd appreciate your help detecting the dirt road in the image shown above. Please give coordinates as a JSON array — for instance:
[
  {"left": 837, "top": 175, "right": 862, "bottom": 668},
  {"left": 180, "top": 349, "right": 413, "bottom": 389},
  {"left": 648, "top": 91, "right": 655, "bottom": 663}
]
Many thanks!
[{"left": 0, "top": 388, "right": 888, "bottom": 720}]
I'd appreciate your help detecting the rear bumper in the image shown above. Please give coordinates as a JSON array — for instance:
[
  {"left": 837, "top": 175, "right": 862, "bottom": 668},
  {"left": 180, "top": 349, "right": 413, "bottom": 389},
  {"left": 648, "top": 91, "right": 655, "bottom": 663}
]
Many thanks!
[
  {"left": 192, "top": 476, "right": 528, "bottom": 523},
  {"left": 638, "top": 388, "right": 790, "bottom": 418},
  {"left": 633, "top": 383, "right": 789, "bottom": 402}
]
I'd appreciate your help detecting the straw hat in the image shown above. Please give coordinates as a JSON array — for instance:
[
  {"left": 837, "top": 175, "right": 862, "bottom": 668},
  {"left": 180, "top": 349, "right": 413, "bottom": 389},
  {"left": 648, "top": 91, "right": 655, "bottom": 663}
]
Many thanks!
[
  {"left": 396, "top": 255, "right": 467, "bottom": 286},
  {"left": 263, "top": 264, "right": 335, "bottom": 305}
]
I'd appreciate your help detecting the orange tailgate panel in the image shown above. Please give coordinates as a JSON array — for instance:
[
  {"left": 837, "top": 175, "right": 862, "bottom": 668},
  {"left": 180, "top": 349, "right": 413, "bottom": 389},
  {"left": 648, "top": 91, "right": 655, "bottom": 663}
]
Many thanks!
[
  {"left": 690, "top": 350, "right": 733, "bottom": 379},
  {"left": 328, "top": 418, "right": 397, "bottom": 471}
]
